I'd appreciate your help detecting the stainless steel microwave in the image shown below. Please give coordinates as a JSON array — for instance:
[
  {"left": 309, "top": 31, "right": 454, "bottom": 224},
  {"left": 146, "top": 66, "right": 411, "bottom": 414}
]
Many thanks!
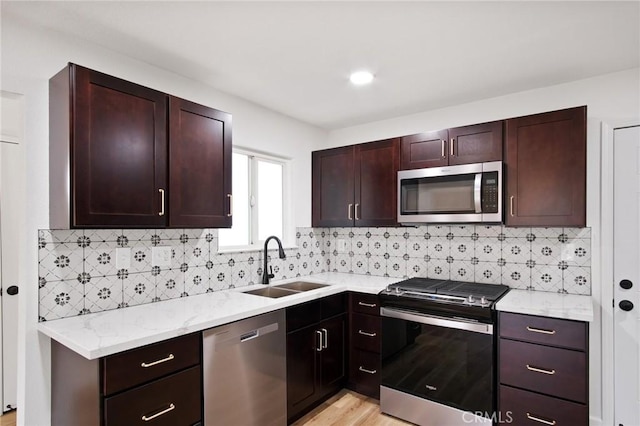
[{"left": 397, "top": 161, "right": 502, "bottom": 224}]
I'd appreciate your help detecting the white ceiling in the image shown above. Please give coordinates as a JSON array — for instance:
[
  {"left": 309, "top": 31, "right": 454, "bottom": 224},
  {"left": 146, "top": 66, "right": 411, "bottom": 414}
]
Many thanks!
[{"left": 3, "top": 1, "right": 639, "bottom": 129}]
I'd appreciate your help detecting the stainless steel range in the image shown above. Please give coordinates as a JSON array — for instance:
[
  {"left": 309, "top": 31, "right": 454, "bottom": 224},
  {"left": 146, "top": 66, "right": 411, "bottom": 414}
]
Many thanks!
[{"left": 379, "top": 278, "right": 509, "bottom": 426}]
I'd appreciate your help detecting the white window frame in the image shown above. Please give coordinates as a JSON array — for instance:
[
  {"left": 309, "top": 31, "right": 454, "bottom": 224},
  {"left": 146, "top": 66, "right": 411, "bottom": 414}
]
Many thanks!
[{"left": 218, "top": 147, "right": 292, "bottom": 252}]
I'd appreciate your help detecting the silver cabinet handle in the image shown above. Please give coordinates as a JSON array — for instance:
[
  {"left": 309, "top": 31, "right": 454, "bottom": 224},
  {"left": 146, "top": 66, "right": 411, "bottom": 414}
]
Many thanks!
[
  {"left": 510, "top": 195, "right": 515, "bottom": 217},
  {"left": 358, "top": 301, "right": 377, "bottom": 308},
  {"left": 450, "top": 138, "right": 455, "bottom": 156},
  {"left": 526, "top": 365, "right": 556, "bottom": 375},
  {"left": 227, "top": 194, "right": 232, "bottom": 217},
  {"left": 316, "top": 330, "right": 323, "bottom": 352},
  {"left": 359, "top": 366, "right": 377, "bottom": 375},
  {"left": 441, "top": 140, "right": 446, "bottom": 158},
  {"left": 141, "top": 353, "right": 174, "bottom": 368},
  {"left": 348, "top": 203, "right": 353, "bottom": 220},
  {"left": 355, "top": 203, "right": 360, "bottom": 221},
  {"left": 527, "top": 326, "right": 556, "bottom": 335},
  {"left": 526, "top": 413, "right": 556, "bottom": 425},
  {"left": 158, "top": 189, "right": 165, "bottom": 216},
  {"left": 142, "top": 403, "right": 175, "bottom": 421},
  {"left": 358, "top": 330, "right": 377, "bottom": 337},
  {"left": 321, "top": 328, "right": 328, "bottom": 349}
]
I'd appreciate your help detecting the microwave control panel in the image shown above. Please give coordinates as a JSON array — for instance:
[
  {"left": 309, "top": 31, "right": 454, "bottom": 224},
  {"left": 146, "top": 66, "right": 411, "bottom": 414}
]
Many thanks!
[{"left": 481, "top": 172, "right": 499, "bottom": 213}]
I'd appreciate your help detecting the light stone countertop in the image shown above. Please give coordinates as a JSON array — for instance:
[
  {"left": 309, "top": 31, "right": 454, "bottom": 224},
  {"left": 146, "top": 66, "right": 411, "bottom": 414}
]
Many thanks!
[
  {"left": 495, "top": 289, "right": 594, "bottom": 322},
  {"left": 38, "top": 272, "right": 399, "bottom": 360}
]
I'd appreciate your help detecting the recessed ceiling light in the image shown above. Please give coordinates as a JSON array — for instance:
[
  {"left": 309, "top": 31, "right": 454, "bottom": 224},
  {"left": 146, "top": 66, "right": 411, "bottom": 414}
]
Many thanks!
[{"left": 350, "top": 70, "right": 374, "bottom": 86}]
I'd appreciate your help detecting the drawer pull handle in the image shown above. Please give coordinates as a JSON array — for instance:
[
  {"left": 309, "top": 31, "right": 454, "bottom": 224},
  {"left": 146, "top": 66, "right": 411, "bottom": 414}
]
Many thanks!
[
  {"left": 359, "top": 366, "right": 377, "bottom": 375},
  {"left": 526, "top": 413, "right": 556, "bottom": 425},
  {"left": 526, "top": 365, "right": 556, "bottom": 375},
  {"left": 141, "top": 353, "right": 175, "bottom": 368},
  {"left": 526, "top": 326, "right": 556, "bottom": 335},
  {"left": 358, "top": 302, "right": 377, "bottom": 308},
  {"left": 358, "top": 330, "right": 377, "bottom": 337},
  {"left": 142, "top": 403, "right": 175, "bottom": 421}
]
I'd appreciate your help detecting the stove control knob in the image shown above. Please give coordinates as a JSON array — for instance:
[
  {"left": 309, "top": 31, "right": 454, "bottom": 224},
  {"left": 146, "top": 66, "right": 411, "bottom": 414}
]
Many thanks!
[
  {"left": 480, "top": 296, "right": 488, "bottom": 305},
  {"left": 467, "top": 295, "right": 475, "bottom": 303},
  {"left": 395, "top": 286, "right": 401, "bottom": 294}
]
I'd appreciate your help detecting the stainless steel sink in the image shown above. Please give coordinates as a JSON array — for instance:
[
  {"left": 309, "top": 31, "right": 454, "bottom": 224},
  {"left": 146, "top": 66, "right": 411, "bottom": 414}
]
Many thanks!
[
  {"left": 273, "top": 281, "right": 329, "bottom": 292},
  {"left": 243, "top": 281, "right": 329, "bottom": 298},
  {"left": 243, "top": 287, "right": 298, "bottom": 298}
]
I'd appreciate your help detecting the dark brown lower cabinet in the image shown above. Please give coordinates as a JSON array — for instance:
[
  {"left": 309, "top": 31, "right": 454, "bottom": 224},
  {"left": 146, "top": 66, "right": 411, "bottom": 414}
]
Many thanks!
[
  {"left": 498, "top": 312, "right": 588, "bottom": 426},
  {"left": 347, "top": 292, "right": 381, "bottom": 399},
  {"left": 51, "top": 333, "right": 202, "bottom": 426},
  {"left": 286, "top": 295, "right": 346, "bottom": 423}
]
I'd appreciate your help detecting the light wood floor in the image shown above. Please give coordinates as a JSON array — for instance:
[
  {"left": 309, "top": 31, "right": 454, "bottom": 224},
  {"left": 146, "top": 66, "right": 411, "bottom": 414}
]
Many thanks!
[
  {"left": 294, "top": 390, "right": 411, "bottom": 426},
  {"left": 0, "top": 410, "right": 16, "bottom": 426}
]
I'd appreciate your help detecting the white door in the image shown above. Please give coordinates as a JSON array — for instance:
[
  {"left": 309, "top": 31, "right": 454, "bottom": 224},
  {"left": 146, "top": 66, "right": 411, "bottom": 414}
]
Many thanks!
[
  {"left": 614, "top": 125, "right": 640, "bottom": 425},
  {"left": 0, "top": 91, "right": 23, "bottom": 412}
]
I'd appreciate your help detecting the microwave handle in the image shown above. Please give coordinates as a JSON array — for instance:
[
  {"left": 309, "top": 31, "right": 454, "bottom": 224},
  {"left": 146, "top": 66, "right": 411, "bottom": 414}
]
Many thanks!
[{"left": 474, "top": 173, "right": 482, "bottom": 213}]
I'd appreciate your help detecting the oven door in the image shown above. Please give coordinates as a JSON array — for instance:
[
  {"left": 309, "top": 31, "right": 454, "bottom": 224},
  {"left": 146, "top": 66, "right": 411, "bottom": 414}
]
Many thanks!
[{"left": 380, "top": 307, "right": 494, "bottom": 415}]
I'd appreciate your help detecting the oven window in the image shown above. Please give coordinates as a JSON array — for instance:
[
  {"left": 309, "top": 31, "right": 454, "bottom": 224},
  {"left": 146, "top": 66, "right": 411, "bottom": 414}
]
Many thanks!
[
  {"left": 400, "top": 174, "right": 476, "bottom": 215},
  {"left": 381, "top": 316, "right": 493, "bottom": 414}
]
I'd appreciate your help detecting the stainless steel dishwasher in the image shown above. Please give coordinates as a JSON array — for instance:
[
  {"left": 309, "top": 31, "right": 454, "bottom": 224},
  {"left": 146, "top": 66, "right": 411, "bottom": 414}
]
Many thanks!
[{"left": 203, "top": 310, "right": 286, "bottom": 426}]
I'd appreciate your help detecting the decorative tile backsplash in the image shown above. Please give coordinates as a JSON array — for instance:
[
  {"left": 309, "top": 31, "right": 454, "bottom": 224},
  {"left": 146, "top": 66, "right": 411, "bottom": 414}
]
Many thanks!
[{"left": 38, "top": 225, "right": 591, "bottom": 321}]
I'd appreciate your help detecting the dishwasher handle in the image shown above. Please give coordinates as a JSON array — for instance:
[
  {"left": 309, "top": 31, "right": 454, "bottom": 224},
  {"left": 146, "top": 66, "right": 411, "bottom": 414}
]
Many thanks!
[{"left": 208, "top": 321, "right": 281, "bottom": 351}]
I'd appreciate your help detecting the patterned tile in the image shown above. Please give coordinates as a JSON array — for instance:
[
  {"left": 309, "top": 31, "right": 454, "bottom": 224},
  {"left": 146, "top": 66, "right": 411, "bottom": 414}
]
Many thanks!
[
  {"left": 84, "top": 275, "right": 123, "bottom": 313},
  {"left": 503, "top": 239, "right": 530, "bottom": 264},
  {"left": 83, "top": 229, "right": 121, "bottom": 243},
  {"left": 211, "top": 263, "right": 233, "bottom": 290},
  {"left": 332, "top": 254, "right": 351, "bottom": 273},
  {"left": 502, "top": 263, "right": 532, "bottom": 289},
  {"left": 39, "top": 279, "right": 85, "bottom": 321},
  {"left": 352, "top": 237, "right": 368, "bottom": 255},
  {"left": 387, "top": 256, "right": 407, "bottom": 278},
  {"left": 475, "top": 225, "right": 502, "bottom": 237},
  {"left": 38, "top": 242, "right": 84, "bottom": 282},
  {"left": 531, "top": 239, "right": 561, "bottom": 266},
  {"left": 474, "top": 262, "right": 501, "bottom": 285},
  {"left": 531, "top": 265, "right": 563, "bottom": 293},
  {"left": 39, "top": 229, "right": 84, "bottom": 245},
  {"left": 427, "top": 258, "right": 450, "bottom": 280},
  {"left": 428, "top": 225, "right": 450, "bottom": 237},
  {"left": 450, "top": 260, "right": 473, "bottom": 282},
  {"left": 564, "top": 227, "right": 591, "bottom": 240},
  {"left": 183, "top": 237, "right": 210, "bottom": 267},
  {"left": 368, "top": 255, "right": 386, "bottom": 277},
  {"left": 475, "top": 240, "right": 501, "bottom": 263},
  {"left": 368, "top": 239, "right": 387, "bottom": 256},
  {"left": 155, "top": 269, "right": 184, "bottom": 301},
  {"left": 451, "top": 225, "right": 474, "bottom": 238},
  {"left": 563, "top": 266, "right": 591, "bottom": 295},
  {"left": 429, "top": 237, "right": 449, "bottom": 259},
  {"left": 387, "top": 236, "right": 406, "bottom": 257},
  {"left": 128, "top": 244, "right": 153, "bottom": 274},
  {"left": 560, "top": 239, "right": 591, "bottom": 266},
  {"left": 352, "top": 255, "right": 368, "bottom": 275},
  {"left": 407, "top": 257, "right": 428, "bottom": 278},
  {"left": 232, "top": 261, "right": 254, "bottom": 287},
  {"left": 184, "top": 265, "right": 209, "bottom": 296},
  {"left": 502, "top": 227, "right": 530, "bottom": 239},
  {"left": 84, "top": 241, "right": 118, "bottom": 278},
  {"left": 451, "top": 237, "right": 474, "bottom": 261},
  {"left": 533, "top": 227, "right": 564, "bottom": 240},
  {"left": 123, "top": 272, "right": 156, "bottom": 306}
]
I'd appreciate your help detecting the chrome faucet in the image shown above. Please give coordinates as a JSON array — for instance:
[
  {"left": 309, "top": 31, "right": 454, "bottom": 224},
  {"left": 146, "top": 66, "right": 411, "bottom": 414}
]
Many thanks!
[{"left": 262, "top": 236, "right": 286, "bottom": 284}]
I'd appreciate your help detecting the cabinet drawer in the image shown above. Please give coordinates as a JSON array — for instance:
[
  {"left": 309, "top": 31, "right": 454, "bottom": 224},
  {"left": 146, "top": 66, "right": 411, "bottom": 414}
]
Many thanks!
[
  {"left": 351, "top": 313, "right": 381, "bottom": 353},
  {"left": 499, "top": 312, "right": 587, "bottom": 351},
  {"left": 500, "top": 385, "right": 587, "bottom": 426},
  {"left": 103, "top": 333, "right": 200, "bottom": 395},
  {"left": 104, "top": 366, "right": 201, "bottom": 426},
  {"left": 287, "top": 300, "right": 321, "bottom": 332},
  {"left": 321, "top": 293, "right": 347, "bottom": 319},
  {"left": 351, "top": 293, "right": 380, "bottom": 316},
  {"left": 500, "top": 339, "right": 587, "bottom": 403},
  {"left": 349, "top": 349, "right": 380, "bottom": 398}
]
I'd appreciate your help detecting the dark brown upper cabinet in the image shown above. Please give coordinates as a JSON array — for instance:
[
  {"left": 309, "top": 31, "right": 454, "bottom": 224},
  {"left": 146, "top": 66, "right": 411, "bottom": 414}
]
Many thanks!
[
  {"left": 49, "top": 64, "right": 232, "bottom": 228},
  {"left": 312, "top": 138, "right": 399, "bottom": 227},
  {"left": 505, "top": 106, "right": 586, "bottom": 227},
  {"left": 400, "top": 121, "right": 503, "bottom": 170}
]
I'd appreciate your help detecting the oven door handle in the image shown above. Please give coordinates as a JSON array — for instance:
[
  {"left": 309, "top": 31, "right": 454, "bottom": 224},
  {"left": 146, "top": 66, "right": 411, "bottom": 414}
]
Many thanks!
[{"left": 380, "top": 307, "right": 493, "bottom": 335}]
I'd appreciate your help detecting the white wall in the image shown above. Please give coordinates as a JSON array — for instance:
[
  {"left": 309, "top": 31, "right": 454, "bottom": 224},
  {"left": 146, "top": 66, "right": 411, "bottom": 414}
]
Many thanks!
[
  {"left": 325, "top": 68, "right": 640, "bottom": 424},
  {"left": 0, "top": 17, "right": 326, "bottom": 426}
]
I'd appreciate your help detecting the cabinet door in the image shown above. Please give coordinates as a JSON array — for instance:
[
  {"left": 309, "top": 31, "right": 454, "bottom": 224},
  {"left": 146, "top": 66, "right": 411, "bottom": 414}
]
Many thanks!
[
  {"left": 169, "top": 97, "right": 232, "bottom": 228},
  {"left": 448, "top": 121, "right": 503, "bottom": 165},
  {"left": 319, "top": 315, "right": 346, "bottom": 395},
  {"left": 505, "top": 106, "right": 586, "bottom": 227},
  {"left": 312, "top": 146, "right": 355, "bottom": 227},
  {"left": 400, "top": 130, "right": 449, "bottom": 170},
  {"left": 355, "top": 138, "right": 399, "bottom": 226},
  {"left": 287, "top": 327, "right": 318, "bottom": 421},
  {"left": 72, "top": 65, "right": 168, "bottom": 227}
]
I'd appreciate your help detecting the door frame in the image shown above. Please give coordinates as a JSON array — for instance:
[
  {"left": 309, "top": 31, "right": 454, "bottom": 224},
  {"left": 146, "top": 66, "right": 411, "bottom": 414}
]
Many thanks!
[{"left": 601, "top": 119, "right": 640, "bottom": 425}]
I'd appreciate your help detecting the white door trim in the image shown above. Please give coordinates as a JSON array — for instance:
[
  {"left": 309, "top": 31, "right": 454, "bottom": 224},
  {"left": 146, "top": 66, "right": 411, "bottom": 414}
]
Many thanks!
[{"left": 601, "top": 119, "right": 640, "bottom": 425}]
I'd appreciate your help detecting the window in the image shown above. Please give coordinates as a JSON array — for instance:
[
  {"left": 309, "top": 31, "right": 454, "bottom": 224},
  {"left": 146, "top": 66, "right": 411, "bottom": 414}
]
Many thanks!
[{"left": 219, "top": 149, "right": 288, "bottom": 249}]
